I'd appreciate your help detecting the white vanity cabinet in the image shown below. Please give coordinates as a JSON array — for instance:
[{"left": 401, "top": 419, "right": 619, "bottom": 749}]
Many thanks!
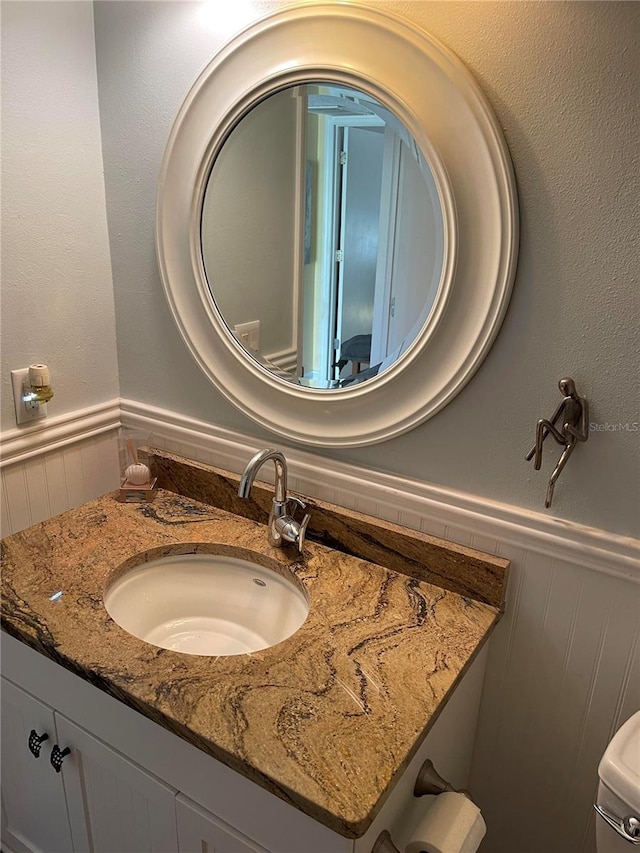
[
  {"left": 1, "top": 671, "right": 274, "bottom": 853},
  {"left": 0, "top": 634, "right": 352, "bottom": 853},
  {"left": 1, "top": 632, "right": 488, "bottom": 853},
  {"left": 56, "top": 714, "right": 178, "bottom": 853},
  {"left": 1, "top": 677, "right": 75, "bottom": 853},
  {"left": 176, "top": 796, "right": 270, "bottom": 853},
  {"left": 1, "top": 675, "right": 179, "bottom": 853}
]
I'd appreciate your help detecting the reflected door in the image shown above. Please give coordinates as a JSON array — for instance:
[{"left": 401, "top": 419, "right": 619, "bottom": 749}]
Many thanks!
[{"left": 332, "top": 125, "right": 384, "bottom": 378}]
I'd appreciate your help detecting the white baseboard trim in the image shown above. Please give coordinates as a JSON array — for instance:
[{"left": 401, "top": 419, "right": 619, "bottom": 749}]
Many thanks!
[
  {"left": 0, "top": 399, "right": 121, "bottom": 468},
  {"left": 120, "top": 398, "right": 640, "bottom": 583}
]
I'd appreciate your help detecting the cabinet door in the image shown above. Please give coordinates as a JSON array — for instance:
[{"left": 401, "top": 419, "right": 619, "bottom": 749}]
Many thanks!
[
  {"left": 176, "top": 794, "right": 270, "bottom": 853},
  {"left": 56, "top": 713, "right": 179, "bottom": 853},
  {"left": 0, "top": 676, "right": 74, "bottom": 853}
]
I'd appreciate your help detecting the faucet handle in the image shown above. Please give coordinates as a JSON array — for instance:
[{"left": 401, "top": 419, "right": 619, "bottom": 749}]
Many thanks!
[
  {"left": 297, "top": 513, "right": 311, "bottom": 553},
  {"left": 285, "top": 498, "right": 311, "bottom": 553},
  {"left": 287, "top": 496, "right": 307, "bottom": 514},
  {"left": 272, "top": 511, "right": 311, "bottom": 553}
]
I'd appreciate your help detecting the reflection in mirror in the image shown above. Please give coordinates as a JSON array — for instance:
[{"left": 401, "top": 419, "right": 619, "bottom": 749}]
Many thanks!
[{"left": 201, "top": 84, "right": 444, "bottom": 389}]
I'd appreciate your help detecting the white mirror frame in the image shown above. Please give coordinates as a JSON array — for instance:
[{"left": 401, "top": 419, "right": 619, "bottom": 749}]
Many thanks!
[{"left": 157, "top": 2, "right": 518, "bottom": 448}]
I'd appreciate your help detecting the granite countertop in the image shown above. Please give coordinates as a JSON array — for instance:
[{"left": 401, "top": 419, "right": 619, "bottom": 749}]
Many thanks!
[{"left": 1, "top": 464, "right": 507, "bottom": 839}]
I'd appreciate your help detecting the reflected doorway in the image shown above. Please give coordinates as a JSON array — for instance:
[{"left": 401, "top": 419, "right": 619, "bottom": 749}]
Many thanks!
[{"left": 328, "top": 123, "right": 384, "bottom": 382}]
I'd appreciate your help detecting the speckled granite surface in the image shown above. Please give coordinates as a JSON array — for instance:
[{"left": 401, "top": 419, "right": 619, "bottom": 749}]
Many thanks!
[{"left": 1, "top": 485, "right": 505, "bottom": 838}]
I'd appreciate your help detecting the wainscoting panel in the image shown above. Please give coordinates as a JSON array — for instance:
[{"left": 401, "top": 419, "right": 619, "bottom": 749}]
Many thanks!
[
  {"left": 473, "top": 553, "right": 639, "bottom": 853},
  {"left": 1, "top": 430, "right": 120, "bottom": 537},
  {"left": 1, "top": 399, "right": 638, "bottom": 853}
]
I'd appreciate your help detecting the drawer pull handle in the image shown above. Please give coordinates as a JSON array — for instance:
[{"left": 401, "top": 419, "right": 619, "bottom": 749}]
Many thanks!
[
  {"left": 50, "top": 744, "right": 71, "bottom": 773},
  {"left": 28, "top": 729, "right": 49, "bottom": 758}
]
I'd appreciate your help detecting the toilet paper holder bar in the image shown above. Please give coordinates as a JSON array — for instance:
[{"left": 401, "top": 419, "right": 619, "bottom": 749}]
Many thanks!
[{"left": 371, "top": 760, "right": 471, "bottom": 853}]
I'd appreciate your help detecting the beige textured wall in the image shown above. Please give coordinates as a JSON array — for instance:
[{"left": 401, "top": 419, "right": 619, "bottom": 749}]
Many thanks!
[
  {"left": 1, "top": 1, "right": 119, "bottom": 431},
  {"left": 201, "top": 89, "right": 297, "bottom": 357}
]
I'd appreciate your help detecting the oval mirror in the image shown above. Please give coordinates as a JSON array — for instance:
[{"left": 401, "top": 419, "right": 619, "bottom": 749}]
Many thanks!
[
  {"left": 201, "top": 83, "right": 445, "bottom": 389},
  {"left": 157, "top": 3, "right": 518, "bottom": 447}
]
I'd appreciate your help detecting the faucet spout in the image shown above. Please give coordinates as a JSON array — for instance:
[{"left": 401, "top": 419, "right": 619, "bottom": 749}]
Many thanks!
[
  {"left": 238, "top": 448, "right": 287, "bottom": 502},
  {"left": 238, "top": 449, "right": 310, "bottom": 553}
]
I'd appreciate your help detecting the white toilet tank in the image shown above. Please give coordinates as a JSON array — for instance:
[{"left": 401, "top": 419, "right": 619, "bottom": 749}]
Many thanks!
[{"left": 595, "top": 710, "right": 640, "bottom": 852}]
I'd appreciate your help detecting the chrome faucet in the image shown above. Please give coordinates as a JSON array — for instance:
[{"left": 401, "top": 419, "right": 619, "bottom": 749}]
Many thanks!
[{"left": 238, "top": 449, "right": 311, "bottom": 553}]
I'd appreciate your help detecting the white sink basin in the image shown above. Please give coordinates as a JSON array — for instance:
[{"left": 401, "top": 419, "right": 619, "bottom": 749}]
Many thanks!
[{"left": 104, "top": 552, "right": 309, "bottom": 657}]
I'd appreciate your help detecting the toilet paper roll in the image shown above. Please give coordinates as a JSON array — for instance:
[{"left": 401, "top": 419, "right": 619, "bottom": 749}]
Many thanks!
[{"left": 405, "top": 792, "right": 486, "bottom": 853}]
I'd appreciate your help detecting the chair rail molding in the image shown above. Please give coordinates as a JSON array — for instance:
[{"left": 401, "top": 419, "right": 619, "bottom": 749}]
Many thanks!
[
  {"left": 119, "top": 398, "right": 639, "bottom": 584},
  {"left": 1, "top": 399, "right": 121, "bottom": 468},
  {"left": 1, "top": 395, "right": 637, "bottom": 581}
]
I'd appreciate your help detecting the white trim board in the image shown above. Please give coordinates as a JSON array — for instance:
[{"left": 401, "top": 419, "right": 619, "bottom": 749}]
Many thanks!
[
  {"left": 0, "top": 400, "right": 121, "bottom": 468},
  {"left": 1, "top": 396, "right": 636, "bottom": 581},
  {"left": 119, "top": 398, "right": 640, "bottom": 583}
]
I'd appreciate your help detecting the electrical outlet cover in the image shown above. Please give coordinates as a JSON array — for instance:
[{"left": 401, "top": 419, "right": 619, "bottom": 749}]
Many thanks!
[
  {"left": 234, "top": 320, "right": 260, "bottom": 353},
  {"left": 11, "top": 368, "right": 47, "bottom": 425}
]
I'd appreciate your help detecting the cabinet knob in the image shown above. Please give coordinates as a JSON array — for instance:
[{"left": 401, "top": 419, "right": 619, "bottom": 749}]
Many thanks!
[
  {"left": 28, "top": 729, "right": 49, "bottom": 758},
  {"left": 50, "top": 744, "right": 71, "bottom": 773}
]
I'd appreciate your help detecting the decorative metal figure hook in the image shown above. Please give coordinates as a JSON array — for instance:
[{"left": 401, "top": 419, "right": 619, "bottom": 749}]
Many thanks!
[{"left": 526, "top": 377, "right": 588, "bottom": 508}]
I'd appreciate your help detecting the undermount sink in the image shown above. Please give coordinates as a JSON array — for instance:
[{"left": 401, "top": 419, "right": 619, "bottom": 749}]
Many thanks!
[{"left": 104, "top": 552, "right": 309, "bottom": 657}]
